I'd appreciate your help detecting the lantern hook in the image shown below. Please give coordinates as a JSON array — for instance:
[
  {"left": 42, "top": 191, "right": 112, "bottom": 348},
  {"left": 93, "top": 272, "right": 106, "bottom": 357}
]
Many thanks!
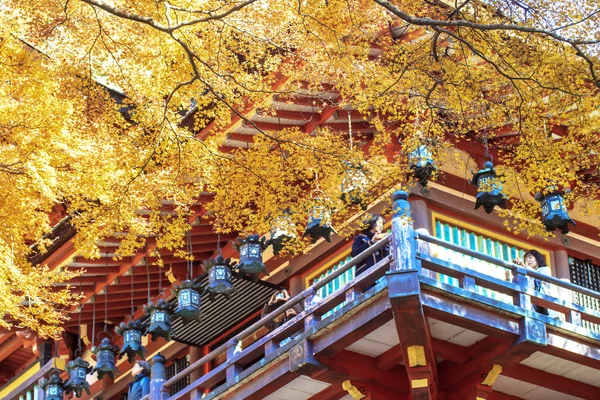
[{"left": 97, "top": 331, "right": 114, "bottom": 341}]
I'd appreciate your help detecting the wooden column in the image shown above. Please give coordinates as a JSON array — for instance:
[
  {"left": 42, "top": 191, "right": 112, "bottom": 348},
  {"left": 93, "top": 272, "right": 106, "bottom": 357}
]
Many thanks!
[
  {"left": 409, "top": 197, "right": 431, "bottom": 232},
  {"left": 386, "top": 191, "right": 437, "bottom": 400}
]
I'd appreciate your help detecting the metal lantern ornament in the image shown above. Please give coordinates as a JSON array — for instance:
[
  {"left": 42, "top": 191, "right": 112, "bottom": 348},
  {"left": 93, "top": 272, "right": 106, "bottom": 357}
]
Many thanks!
[
  {"left": 64, "top": 357, "right": 92, "bottom": 397},
  {"left": 202, "top": 255, "right": 237, "bottom": 300},
  {"left": 341, "top": 162, "right": 369, "bottom": 207},
  {"left": 115, "top": 319, "right": 147, "bottom": 363},
  {"left": 233, "top": 234, "right": 270, "bottom": 278},
  {"left": 91, "top": 337, "right": 120, "bottom": 380},
  {"left": 408, "top": 143, "right": 437, "bottom": 187},
  {"left": 470, "top": 161, "right": 507, "bottom": 214},
  {"left": 534, "top": 187, "right": 576, "bottom": 234},
  {"left": 40, "top": 371, "right": 65, "bottom": 400},
  {"left": 267, "top": 213, "right": 297, "bottom": 256},
  {"left": 173, "top": 279, "right": 203, "bottom": 325},
  {"left": 303, "top": 202, "right": 338, "bottom": 244},
  {"left": 143, "top": 299, "right": 173, "bottom": 341}
]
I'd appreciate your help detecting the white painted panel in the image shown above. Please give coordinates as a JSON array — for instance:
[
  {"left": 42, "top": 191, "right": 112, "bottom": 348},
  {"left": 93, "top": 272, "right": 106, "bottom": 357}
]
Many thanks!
[
  {"left": 346, "top": 338, "right": 393, "bottom": 357},
  {"left": 521, "top": 386, "right": 558, "bottom": 400},
  {"left": 264, "top": 386, "right": 313, "bottom": 400},
  {"left": 286, "top": 376, "right": 330, "bottom": 394},
  {"left": 363, "top": 322, "right": 400, "bottom": 346},
  {"left": 521, "top": 351, "right": 600, "bottom": 388},
  {"left": 427, "top": 318, "right": 465, "bottom": 341},
  {"left": 264, "top": 377, "right": 331, "bottom": 400},
  {"left": 446, "top": 329, "right": 487, "bottom": 347},
  {"left": 494, "top": 376, "right": 539, "bottom": 398},
  {"left": 495, "top": 375, "right": 585, "bottom": 400}
]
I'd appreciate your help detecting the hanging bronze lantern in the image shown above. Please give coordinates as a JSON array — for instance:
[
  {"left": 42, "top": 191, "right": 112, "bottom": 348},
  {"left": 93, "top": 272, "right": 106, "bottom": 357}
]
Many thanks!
[
  {"left": 64, "top": 357, "right": 92, "bottom": 397},
  {"left": 534, "top": 187, "right": 576, "bottom": 234},
  {"left": 267, "top": 213, "right": 297, "bottom": 256},
  {"left": 91, "top": 337, "right": 120, "bottom": 380},
  {"left": 143, "top": 299, "right": 173, "bottom": 341},
  {"left": 115, "top": 319, "right": 147, "bottom": 363},
  {"left": 303, "top": 203, "right": 337, "bottom": 244},
  {"left": 202, "top": 255, "right": 237, "bottom": 300},
  {"left": 341, "top": 162, "right": 369, "bottom": 207},
  {"left": 233, "top": 234, "right": 269, "bottom": 278},
  {"left": 470, "top": 161, "right": 507, "bottom": 214},
  {"left": 173, "top": 279, "right": 203, "bottom": 325},
  {"left": 408, "top": 143, "right": 437, "bottom": 187},
  {"left": 40, "top": 371, "right": 65, "bottom": 400}
]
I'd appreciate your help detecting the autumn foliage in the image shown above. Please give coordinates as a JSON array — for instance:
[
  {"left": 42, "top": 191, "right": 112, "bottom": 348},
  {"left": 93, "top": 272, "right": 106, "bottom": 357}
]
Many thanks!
[{"left": 2, "top": 0, "right": 600, "bottom": 335}]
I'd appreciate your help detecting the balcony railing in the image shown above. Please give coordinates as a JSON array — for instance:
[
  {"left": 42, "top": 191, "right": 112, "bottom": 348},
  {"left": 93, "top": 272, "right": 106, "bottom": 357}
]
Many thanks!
[{"left": 138, "top": 192, "right": 600, "bottom": 400}]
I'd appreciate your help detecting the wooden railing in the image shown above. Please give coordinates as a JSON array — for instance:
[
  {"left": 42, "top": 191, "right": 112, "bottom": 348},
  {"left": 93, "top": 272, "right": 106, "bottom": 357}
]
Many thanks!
[
  {"left": 417, "top": 232, "right": 600, "bottom": 334},
  {"left": 155, "top": 235, "right": 392, "bottom": 399},
  {"left": 140, "top": 191, "right": 600, "bottom": 400},
  {"left": 0, "top": 358, "right": 55, "bottom": 400}
]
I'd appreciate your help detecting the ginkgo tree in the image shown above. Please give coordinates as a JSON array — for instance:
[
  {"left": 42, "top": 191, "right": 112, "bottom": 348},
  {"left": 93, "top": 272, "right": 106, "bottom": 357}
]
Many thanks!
[{"left": 2, "top": 0, "right": 600, "bottom": 336}]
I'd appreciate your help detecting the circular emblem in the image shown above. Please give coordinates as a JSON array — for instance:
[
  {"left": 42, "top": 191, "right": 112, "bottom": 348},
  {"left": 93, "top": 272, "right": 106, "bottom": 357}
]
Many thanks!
[
  {"left": 528, "top": 320, "right": 544, "bottom": 340},
  {"left": 291, "top": 345, "right": 304, "bottom": 365}
]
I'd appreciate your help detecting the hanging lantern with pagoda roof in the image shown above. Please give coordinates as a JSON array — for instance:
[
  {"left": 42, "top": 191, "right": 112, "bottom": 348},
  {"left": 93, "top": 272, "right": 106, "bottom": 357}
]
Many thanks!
[
  {"left": 173, "top": 279, "right": 203, "bottom": 325},
  {"left": 470, "top": 161, "right": 507, "bottom": 214},
  {"left": 91, "top": 337, "right": 120, "bottom": 380},
  {"left": 64, "top": 357, "right": 92, "bottom": 397},
  {"left": 267, "top": 212, "right": 297, "bottom": 256},
  {"left": 340, "top": 161, "right": 369, "bottom": 207},
  {"left": 143, "top": 299, "right": 173, "bottom": 341},
  {"left": 115, "top": 319, "right": 147, "bottom": 363},
  {"left": 202, "top": 254, "right": 236, "bottom": 300},
  {"left": 302, "top": 197, "right": 338, "bottom": 244},
  {"left": 408, "top": 142, "right": 437, "bottom": 187},
  {"left": 40, "top": 371, "right": 65, "bottom": 400},
  {"left": 534, "top": 186, "right": 576, "bottom": 234},
  {"left": 233, "top": 234, "right": 269, "bottom": 279}
]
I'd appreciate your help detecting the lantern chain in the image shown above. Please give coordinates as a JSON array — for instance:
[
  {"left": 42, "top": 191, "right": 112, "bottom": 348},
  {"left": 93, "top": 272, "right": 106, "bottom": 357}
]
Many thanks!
[
  {"left": 186, "top": 230, "right": 193, "bottom": 280},
  {"left": 130, "top": 257, "right": 134, "bottom": 319},
  {"left": 91, "top": 282, "right": 96, "bottom": 346},
  {"left": 145, "top": 244, "right": 150, "bottom": 304},
  {"left": 78, "top": 272, "right": 83, "bottom": 354},
  {"left": 104, "top": 253, "right": 108, "bottom": 333},
  {"left": 217, "top": 231, "right": 221, "bottom": 255},
  {"left": 483, "top": 128, "right": 490, "bottom": 160},
  {"left": 347, "top": 106, "right": 353, "bottom": 152}
]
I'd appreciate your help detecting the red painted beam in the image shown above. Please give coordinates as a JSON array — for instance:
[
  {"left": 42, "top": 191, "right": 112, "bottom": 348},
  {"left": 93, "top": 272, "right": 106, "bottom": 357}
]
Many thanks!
[
  {"left": 543, "top": 332, "right": 600, "bottom": 370},
  {"left": 256, "top": 108, "right": 319, "bottom": 122},
  {"left": 312, "top": 293, "right": 393, "bottom": 357},
  {"left": 502, "top": 364, "right": 600, "bottom": 399},
  {"left": 318, "top": 350, "right": 409, "bottom": 394},
  {"left": 0, "top": 335, "right": 22, "bottom": 364},
  {"left": 221, "top": 359, "right": 299, "bottom": 400},
  {"left": 377, "top": 337, "right": 470, "bottom": 370},
  {"left": 309, "top": 383, "right": 347, "bottom": 400},
  {"left": 387, "top": 271, "right": 439, "bottom": 399}
]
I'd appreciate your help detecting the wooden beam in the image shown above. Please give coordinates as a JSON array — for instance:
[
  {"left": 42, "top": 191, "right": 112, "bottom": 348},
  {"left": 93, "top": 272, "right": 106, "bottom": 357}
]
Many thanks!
[
  {"left": 0, "top": 335, "right": 22, "bottom": 364},
  {"left": 220, "top": 359, "right": 298, "bottom": 400},
  {"left": 312, "top": 293, "right": 393, "bottom": 357},
  {"left": 543, "top": 332, "right": 600, "bottom": 370},
  {"left": 309, "top": 383, "right": 348, "bottom": 400},
  {"left": 376, "top": 337, "right": 470, "bottom": 370},
  {"left": 440, "top": 316, "right": 546, "bottom": 393},
  {"left": 502, "top": 364, "right": 600, "bottom": 399},
  {"left": 318, "top": 350, "right": 409, "bottom": 394},
  {"left": 386, "top": 270, "right": 438, "bottom": 399}
]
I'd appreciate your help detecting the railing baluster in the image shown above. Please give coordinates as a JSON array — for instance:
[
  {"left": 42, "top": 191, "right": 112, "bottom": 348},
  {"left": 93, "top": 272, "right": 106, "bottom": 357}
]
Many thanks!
[
  {"left": 460, "top": 275, "right": 476, "bottom": 292},
  {"left": 511, "top": 268, "right": 532, "bottom": 310},
  {"left": 566, "top": 310, "right": 582, "bottom": 326},
  {"left": 150, "top": 354, "right": 169, "bottom": 400},
  {"left": 225, "top": 339, "right": 243, "bottom": 384}
]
